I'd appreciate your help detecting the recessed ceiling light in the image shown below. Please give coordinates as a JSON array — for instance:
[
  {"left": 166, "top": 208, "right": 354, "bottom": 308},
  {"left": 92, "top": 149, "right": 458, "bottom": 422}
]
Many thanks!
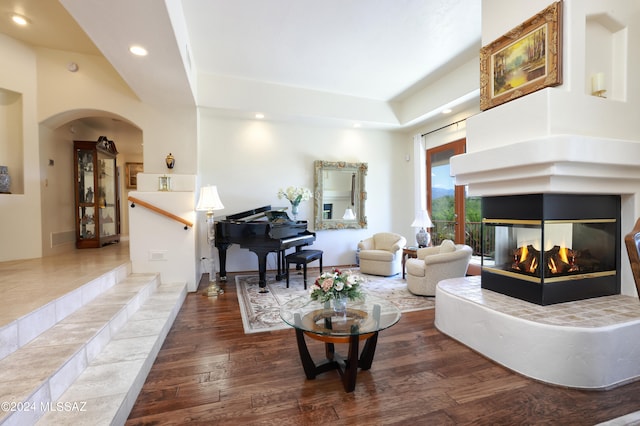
[
  {"left": 442, "top": 108, "right": 452, "bottom": 114},
  {"left": 129, "top": 45, "right": 148, "bottom": 56},
  {"left": 255, "top": 113, "right": 264, "bottom": 119},
  {"left": 12, "top": 14, "right": 28, "bottom": 26}
]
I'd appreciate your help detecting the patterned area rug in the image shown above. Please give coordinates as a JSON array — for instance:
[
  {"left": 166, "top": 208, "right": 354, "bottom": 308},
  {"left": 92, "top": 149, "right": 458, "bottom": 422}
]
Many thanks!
[{"left": 235, "top": 271, "right": 435, "bottom": 334}]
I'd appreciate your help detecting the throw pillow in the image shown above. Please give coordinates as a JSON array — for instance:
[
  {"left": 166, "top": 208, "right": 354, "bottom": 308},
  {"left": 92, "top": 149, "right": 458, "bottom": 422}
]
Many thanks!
[{"left": 439, "top": 239, "right": 456, "bottom": 253}]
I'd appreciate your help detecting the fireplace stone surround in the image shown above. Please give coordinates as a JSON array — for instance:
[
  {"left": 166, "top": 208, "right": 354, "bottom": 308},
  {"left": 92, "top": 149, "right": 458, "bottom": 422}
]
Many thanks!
[
  {"left": 452, "top": 134, "right": 640, "bottom": 295},
  {"left": 435, "top": 118, "right": 640, "bottom": 389},
  {"left": 432, "top": 0, "right": 640, "bottom": 393},
  {"left": 434, "top": 138, "right": 640, "bottom": 389}
]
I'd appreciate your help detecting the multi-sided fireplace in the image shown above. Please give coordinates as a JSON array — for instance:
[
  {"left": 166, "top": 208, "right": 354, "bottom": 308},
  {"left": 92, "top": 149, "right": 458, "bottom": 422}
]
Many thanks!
[{"left": 481, "top": 194, "right": 621, "bottom": 305}]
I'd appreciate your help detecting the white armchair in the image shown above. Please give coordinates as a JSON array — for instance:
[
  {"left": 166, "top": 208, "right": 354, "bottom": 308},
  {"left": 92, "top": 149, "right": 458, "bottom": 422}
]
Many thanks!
[
  {"left": 406, "top": 240, "right": 472, "bottom": 296},
  {"left": 358, "top": 232, "right": 407, "bottom": 276}
]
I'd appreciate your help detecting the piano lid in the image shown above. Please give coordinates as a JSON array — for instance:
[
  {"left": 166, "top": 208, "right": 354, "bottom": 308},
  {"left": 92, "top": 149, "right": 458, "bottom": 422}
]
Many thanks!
[
  {"left": 223, "top": 205, "right": 289, "bottom": 223},
  {"left": 225, "top": 205, "right": 271, "bottom": 221}
]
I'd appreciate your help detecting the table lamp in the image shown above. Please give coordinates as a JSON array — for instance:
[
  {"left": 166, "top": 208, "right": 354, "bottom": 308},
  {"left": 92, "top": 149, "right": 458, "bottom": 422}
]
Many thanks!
[
  {"left": 342, "top": 207, "right": 356, "bottom": 220},
  {"left": 411, "top": 209, "right": 433, "bottom": 247},
  {"left": 196, "top": 185, "right": 225, "bottom": 296}
]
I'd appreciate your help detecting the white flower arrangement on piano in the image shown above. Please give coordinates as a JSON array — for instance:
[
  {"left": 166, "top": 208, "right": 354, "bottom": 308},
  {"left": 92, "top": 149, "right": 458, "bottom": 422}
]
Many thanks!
[{"left": 277, "top": 186, "right": 312, "bottom": 220}]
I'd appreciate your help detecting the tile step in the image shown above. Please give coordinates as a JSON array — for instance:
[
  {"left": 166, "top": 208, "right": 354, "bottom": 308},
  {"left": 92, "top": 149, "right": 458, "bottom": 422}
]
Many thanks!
[
  {"left": 0, "top": 273, "right": 185, "bottom": 425},
  {"left": 0, "top": 263, "right": 131, "bottom": 362},
  {"left": 36, "top": 281, "right": 186, "bottom": 425}
]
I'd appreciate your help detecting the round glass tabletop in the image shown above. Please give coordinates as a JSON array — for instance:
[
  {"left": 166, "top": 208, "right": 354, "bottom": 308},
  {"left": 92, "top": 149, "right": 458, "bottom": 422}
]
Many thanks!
[{"left": 280, "top": 293, "right": 401, "bottom": 337}]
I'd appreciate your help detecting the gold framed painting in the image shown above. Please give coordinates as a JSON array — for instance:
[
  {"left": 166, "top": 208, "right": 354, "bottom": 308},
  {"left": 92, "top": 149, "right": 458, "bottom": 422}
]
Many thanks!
[
  {"left": 125, "top": 162, "right": 143, "bottom": 189},
  {"left": 480, "top": 1, "right": 563, "bottom": 111}
]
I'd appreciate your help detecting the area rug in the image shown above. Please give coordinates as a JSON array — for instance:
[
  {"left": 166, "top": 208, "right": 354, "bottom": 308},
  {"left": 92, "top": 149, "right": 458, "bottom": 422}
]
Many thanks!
[{"left": 235, "top": 271, "right": 435, "bottom": 334}]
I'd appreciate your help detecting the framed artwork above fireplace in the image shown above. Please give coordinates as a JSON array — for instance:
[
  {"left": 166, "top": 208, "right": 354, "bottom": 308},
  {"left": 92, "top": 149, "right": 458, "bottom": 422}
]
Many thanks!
[{"left": 480, "top": 1, "right": 563, "bottom": 111}]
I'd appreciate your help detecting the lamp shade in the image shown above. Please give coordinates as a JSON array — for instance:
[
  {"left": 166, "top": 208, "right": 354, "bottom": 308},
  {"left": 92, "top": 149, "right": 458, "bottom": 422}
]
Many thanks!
[
  {"left": 411, "top": 209, "right": 433, "bottom": 228},
  {"left": 196, "top": 185, "right": 224, "bottom": 212},
  {"left": 342, "top": 208, "right": 356, "bottom": 220}
]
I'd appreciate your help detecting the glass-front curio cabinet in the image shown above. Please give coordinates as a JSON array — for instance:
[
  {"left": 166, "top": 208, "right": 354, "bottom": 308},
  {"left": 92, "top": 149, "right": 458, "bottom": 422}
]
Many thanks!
[{"left": 74, "top": 139, "right": 120, "bottom": 248}]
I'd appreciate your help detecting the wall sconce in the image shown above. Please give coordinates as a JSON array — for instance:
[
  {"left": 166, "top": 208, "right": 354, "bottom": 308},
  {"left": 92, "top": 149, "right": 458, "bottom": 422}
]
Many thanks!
[
  {"left": 591, "top": 72, "right": 606, "bottom": 98},
  {"left": 196, "top": 185, "right": 225, "bottom": 296}
]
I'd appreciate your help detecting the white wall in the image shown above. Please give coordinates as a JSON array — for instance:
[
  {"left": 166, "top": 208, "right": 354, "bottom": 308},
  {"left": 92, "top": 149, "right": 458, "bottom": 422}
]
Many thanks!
[
  {"left": 34, "top": 46, "right": 198, "bottom": 266},
  {"left": 457, "top": 0, "right": 640, "bottom": 296},
  {"left": 472, "top": 0, "right": 640, "bottom": 154},
  {"left": 35, "top": 47, "right": 199, "bottom": 176},
  {"left": 197, "top": 110, "right": 413, "bottom": 272},
  {"left": 0, "top": 32, "right": 201, "bottom": 274},
  {"left": 0, "top": 34, "right": 42, "bottom": 261},
  {"left": 128, "top": 179, "right": 198, "bottom": 291},
  {"left": 0, "top": 28, "right": 423, "bottom": 285}
]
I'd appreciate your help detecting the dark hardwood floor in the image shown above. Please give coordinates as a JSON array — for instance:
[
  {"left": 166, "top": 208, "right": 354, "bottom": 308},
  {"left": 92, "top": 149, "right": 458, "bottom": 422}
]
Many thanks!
[{"left": 127, "top": 272, "right": 640, "bottom": 425}]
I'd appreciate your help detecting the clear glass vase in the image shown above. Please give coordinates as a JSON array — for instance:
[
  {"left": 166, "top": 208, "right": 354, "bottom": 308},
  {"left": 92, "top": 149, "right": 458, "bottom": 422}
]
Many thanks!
[
  {"left": 290, "top": 202, "right": 300, "bottom": 221},
  {"left": 333, "top": 294, "right": 348, "bottom": 316}
]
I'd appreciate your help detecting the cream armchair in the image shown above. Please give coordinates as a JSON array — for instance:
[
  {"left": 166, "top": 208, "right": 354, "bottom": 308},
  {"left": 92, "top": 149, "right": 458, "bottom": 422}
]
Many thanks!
[
  {"left": 357, "top": 232, "right": 407, "bottom": 276},
  {"left": 406, "top": 240, "right": 472, "bottom": 296}
]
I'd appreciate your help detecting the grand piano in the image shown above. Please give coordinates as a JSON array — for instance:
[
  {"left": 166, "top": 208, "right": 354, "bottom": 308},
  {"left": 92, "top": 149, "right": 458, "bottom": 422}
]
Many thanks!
[{"left": 214, "top": 205, "right": 316, "bottom": 291}]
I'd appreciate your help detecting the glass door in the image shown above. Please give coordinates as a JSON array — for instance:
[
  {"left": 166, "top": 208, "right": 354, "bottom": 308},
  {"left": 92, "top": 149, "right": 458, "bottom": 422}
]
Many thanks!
[
  {"left": 77, "top": 148, "right": 96, "bottom": 242},
  {"left": 426, "top": 139, "right": 467, "bottom": 245},
  {"left": 97, "top": 152, "right": 118, "bottom": 239}
]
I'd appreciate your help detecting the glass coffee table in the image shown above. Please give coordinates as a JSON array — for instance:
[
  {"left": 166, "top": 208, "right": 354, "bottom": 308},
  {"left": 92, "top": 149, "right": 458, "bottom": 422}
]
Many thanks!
[{"left": 280, "top": 294, "right": 401, "bottom": 392}]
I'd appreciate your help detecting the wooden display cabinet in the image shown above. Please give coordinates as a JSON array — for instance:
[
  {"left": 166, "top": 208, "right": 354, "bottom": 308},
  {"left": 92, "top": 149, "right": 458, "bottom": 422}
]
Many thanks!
[{"left": 73, "top": 139, "right": 120, "bottom": 248}]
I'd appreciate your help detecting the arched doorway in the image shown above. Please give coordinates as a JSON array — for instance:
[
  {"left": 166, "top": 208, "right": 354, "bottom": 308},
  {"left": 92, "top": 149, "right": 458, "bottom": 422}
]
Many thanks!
[{"left": 39, "top": 110, "right": 142, "bottom": 256}]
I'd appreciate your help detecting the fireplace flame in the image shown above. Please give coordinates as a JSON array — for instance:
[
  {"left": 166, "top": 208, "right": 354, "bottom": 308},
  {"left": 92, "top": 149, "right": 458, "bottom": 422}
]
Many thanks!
[
  {"left": 512, "top": 244, "right": 585, "bottom": 276},
  {"left": 559, "top": 246, "right": 569, "bottom": 264},
  {"left": 520, "top": 245, "right": 529, "bottom": 263}
]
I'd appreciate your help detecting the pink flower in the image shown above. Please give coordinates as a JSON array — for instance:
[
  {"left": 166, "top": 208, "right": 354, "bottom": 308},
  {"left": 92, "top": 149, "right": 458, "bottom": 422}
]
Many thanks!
[
  {"left": 321, "top": 278, "right": 334, "bottom": 291},
  {"left": 309, "top": 268, "right": 364, "bottom": 303}
]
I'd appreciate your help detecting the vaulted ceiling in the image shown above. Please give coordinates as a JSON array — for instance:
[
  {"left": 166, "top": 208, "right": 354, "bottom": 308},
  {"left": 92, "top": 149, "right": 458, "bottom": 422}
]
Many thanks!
[{"left": 2, "top": 0, "right": 482, "bottom": 130}]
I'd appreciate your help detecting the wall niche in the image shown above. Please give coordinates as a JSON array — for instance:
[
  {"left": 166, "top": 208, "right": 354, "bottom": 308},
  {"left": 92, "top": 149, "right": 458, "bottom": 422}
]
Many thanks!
[
  {"left": 0, "top": 88, "right": 24, "bottom": 194},
  {"left": 585, "top": 13, "right": 627, "bottom": 102}
]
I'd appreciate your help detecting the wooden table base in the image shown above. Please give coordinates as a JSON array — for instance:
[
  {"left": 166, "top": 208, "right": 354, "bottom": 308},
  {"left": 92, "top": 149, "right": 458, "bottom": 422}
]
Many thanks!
[{"left": 294, "top": 329, "right": 378, "bottom": 392}]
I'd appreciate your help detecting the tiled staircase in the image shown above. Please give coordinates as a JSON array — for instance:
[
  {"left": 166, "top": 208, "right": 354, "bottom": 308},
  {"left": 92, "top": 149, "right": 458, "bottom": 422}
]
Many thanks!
[{"left": 0, "top": 263, "right": 187, "bottom": 425}]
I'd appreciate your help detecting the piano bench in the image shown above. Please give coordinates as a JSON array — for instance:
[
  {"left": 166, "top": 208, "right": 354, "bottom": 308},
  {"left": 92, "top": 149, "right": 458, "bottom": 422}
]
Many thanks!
[{"left": 285, "top": 250, "right": 323, "bottom": 289}]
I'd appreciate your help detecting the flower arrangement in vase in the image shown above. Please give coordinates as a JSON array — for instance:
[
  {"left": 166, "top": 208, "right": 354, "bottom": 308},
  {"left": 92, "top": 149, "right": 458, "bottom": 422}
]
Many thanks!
[
  {"left": 309, "top": 268, "right": 365, "bottom": 307},
  {"left": 277, "top": 186, "right": 312, "bottom": 220}
]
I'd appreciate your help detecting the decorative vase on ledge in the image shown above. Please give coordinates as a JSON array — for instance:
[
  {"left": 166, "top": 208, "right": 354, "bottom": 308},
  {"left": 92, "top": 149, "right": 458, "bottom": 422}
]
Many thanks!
[{"left": 0, "top": 166, "right": 10, "bottom": 193}]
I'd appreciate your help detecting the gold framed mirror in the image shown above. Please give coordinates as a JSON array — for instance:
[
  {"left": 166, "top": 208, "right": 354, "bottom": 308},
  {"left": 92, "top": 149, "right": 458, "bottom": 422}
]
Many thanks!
[{"left": 314, "top": 160, "right": 367, "bottom": 230}]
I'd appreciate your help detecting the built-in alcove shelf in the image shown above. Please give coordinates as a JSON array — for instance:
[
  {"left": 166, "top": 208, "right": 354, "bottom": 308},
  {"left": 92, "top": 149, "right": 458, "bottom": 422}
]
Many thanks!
[
  {"left": 585, "top": 13, "right": 627, "bottom": 101},
  {"left": 0, "top": 87, "right": 23, "bottom": 194}
]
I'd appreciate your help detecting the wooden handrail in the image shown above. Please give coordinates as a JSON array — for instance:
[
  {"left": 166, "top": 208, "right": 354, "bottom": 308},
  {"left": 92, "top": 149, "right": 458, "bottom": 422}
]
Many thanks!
[{"left": 128, "top": 196, "right": 193, "bottom": 229}]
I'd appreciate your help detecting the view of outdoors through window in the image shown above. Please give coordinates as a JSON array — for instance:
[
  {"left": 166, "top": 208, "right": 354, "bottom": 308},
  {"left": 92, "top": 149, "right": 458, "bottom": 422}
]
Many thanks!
[{"left": 429, "top": 150, "right": 482, "bottom": 255}]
